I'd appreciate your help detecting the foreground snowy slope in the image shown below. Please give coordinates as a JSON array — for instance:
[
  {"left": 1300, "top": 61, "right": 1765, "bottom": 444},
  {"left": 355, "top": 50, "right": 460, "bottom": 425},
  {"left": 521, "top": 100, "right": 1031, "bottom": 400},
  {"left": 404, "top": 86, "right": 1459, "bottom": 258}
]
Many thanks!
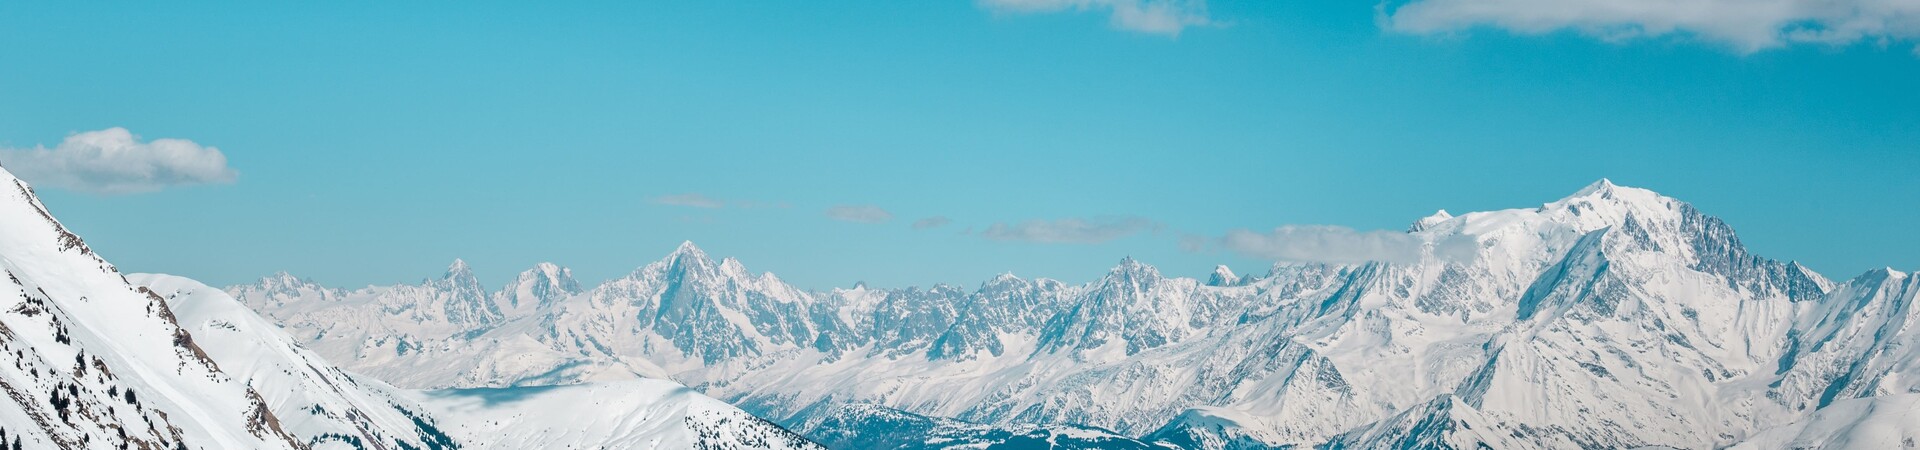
[
  {"left": 131, "top": 274, "right": 458, "bottom": 450},
  {"left": 0, "top": 166, "right": 309, "bottom": 449},
  {"left": 406, "top": 381, "right": 816, "bottom": 450},
  {"left": 235, "top": 180, "right": 1918, "bottom": 449}
]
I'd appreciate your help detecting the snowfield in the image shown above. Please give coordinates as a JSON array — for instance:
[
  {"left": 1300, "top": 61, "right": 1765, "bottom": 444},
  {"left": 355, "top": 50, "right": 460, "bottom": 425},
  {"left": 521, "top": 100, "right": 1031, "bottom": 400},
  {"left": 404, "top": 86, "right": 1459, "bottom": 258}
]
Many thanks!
[{"left": 407, "top": 381, "right": 816, "bottom": 450}]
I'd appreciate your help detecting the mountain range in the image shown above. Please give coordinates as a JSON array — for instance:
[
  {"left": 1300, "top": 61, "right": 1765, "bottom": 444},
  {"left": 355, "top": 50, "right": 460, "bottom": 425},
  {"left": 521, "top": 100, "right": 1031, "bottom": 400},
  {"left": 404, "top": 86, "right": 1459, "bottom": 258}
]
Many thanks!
[
  {"left": 222, "top": 179, "right": 1920, "bottom": 449},
  {"left": 8, "top": 153, "right": 1918, "bottom": 449},
  {"left": 0, "top": 165, "right": 820, "bottom": 449}
]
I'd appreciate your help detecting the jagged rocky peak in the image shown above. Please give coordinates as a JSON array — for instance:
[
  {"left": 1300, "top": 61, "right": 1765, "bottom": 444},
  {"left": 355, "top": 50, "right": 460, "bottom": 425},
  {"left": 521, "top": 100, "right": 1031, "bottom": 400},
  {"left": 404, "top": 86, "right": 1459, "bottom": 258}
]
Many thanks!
[
  {"left": 514, "top": 261, "right": 578, "bottom": 291},
  {"left": 431, "top": 258, "right": 486, "bottom": 292},
  {"left": 668, "top": 240, "right": 714, "bottom": 265},
  {"left": 262, "top": 270, "right": 306, "bottom": 286},
  {"left": 422, "top": 258, "right": 499, "bottom": 327},
  {"left": 446, "top": 257, "right": 473, "bottom": 277},
  {"left": 497, "top": 262, "right": 581, "bottom": 314},
  {"left": 253, "top": 270, "right": 323, "bottom": 293},
  {"left": 1208, "top": 265, "right": 1241, "bottom": 287},
  {"left": 1108, "top": 256, "right": 1162, "bottom": 280},
  {"left": 651, "top": 240, "right": 731, "bottom": 282}
]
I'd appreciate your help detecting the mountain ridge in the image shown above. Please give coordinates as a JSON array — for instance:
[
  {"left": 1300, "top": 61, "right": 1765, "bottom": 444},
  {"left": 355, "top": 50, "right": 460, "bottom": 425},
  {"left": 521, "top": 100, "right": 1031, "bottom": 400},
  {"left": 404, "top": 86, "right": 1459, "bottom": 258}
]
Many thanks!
[{"left": 228, "top": 180, "right": 1920, "bottom": 449}]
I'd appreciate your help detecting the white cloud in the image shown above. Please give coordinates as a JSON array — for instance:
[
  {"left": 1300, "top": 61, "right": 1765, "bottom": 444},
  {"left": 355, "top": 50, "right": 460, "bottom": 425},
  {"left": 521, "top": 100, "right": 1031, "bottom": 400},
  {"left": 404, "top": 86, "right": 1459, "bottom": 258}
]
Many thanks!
[
  {"left": 0, "top": 127, "right": 237, "bottom": 194},
  {"left": 1221, "top": 225, "right": 1477, "bottom": 264},
  {"left": 827, "top": 205, "right": 895, "bottom": 224},
  {"left": 1384, "top": 0, "right": 1920, "bottom": 53},
  {"left": 978, "top": 216, "right": 1160, "bottom": 244},
  {"left": 979, "top": 0, "right": 1213, "bottom": 36},
  {"left": 651, "top": 193, "right": 727, "bottom": 209},
  {"left": 912, "top": 216, "right": 954, "bottom": 230}
]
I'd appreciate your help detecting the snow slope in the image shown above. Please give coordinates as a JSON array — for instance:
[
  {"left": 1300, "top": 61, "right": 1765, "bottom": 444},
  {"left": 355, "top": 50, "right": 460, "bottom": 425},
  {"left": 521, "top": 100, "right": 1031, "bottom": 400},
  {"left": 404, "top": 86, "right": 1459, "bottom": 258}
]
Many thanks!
[
  {"left": 0, "top": 166, "right": 307, "bottom": 449},
  {"left": 406, "top": 380, "right": 816, "bottom": 450},
  {"left": 132, "top": 273, "right": 458, "bottom": 450},
  {"left": 1731, "top": 393, "right": 1920, "bottom": 449},
  {"left": 234, "top": 179, "right": 1920, "bottom": 449}
]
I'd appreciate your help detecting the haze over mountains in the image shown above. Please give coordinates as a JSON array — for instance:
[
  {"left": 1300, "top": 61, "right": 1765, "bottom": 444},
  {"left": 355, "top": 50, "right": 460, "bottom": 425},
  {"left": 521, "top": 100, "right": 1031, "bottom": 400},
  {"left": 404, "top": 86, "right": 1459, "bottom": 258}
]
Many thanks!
[{"left": 223, "top": 179, "right": 1920, "bottom": 449}]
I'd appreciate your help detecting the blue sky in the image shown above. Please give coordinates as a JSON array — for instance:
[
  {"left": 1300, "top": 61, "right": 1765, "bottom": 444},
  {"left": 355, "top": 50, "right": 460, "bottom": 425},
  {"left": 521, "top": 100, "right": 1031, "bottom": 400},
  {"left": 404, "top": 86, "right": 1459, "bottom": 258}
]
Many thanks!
[{"left": 1, "top": 1, "right": 1917, "bottom": 290}]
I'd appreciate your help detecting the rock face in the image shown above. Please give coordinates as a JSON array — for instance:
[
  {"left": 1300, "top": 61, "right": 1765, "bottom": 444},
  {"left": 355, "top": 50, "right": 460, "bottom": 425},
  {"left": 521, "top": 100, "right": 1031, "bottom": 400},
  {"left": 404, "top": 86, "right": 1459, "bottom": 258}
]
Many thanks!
[
  {"left": 0, "top": 164, "right": 822, "bottom": 450},
  {"left": 231, "top": 179, "right": 1920, "bottom": 449}
]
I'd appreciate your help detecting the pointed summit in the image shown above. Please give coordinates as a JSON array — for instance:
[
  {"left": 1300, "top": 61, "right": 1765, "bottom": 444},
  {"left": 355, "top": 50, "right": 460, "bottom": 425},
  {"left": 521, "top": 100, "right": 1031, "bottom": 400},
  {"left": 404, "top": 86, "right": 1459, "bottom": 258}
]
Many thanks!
[
  {"left": 1554, "top": 178, "right": 1666, "bottom": 205},
  {"left": 667, "top": 240, "right": 714, "bottom": 264},
  {"left": 1574, "top": 178, "right": 1618, "bottom": 197},
  {"left": 1106, "top": 256, "right": 1162, "bottom": 280},
  {"left": 1208, "top": 265, "right": 1241, "bottom": 287},
  {"left": 445, "top": 258, "right": 473, "bottom": 278}
]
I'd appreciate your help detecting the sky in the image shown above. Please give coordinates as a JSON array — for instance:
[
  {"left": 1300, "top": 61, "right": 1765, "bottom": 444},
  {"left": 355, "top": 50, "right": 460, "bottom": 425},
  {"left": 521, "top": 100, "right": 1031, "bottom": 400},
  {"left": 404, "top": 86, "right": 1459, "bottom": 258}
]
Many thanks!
[{"left": 1, "top": 1, "right": 1917, "bottom": 291}]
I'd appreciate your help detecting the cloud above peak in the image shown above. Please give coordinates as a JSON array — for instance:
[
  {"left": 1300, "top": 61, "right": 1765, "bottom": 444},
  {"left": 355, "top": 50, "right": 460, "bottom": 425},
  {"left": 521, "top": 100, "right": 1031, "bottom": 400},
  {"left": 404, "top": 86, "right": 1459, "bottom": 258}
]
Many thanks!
[
  {"left": 979, "top": 0, "right": 1213, "bottom": 36},
  {"left": 0, "top": 127, "right": 237, "bottom": 194},
  {"left": 1383, "top": 0, "right": 1920, "bottom": 53}
]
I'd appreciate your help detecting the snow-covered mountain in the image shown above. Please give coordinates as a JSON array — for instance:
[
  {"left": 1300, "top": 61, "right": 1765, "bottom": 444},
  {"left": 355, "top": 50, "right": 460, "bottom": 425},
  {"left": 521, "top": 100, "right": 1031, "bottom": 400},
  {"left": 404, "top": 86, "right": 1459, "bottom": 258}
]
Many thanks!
[
  {"left": 132, "top": 275, "right": 821, "bottom": 450},
  {"left": 231, "top": 179, "right": 1920, "bottom": 449},
  {"left": 0, "top": 166, "right": 323, "bottom": 449},
  {"left": 0, "top": 164, "right": 820, "bottom": 450}
]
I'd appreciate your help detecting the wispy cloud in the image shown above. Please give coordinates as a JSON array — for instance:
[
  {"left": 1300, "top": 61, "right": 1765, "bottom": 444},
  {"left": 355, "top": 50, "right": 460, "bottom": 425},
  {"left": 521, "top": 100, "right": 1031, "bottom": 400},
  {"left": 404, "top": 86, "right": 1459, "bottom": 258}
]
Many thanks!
[
  {"left": 1220, "top": 225, "right": 1477, "bottom": 264},
  {"left": 978, "top": 216, "right": 1160, "bottom": 244},
  {"left": 0, "top": 127, "right": 237, "bottom": 194},
  {"left": 1383, "top": 0, "right": 1920, "bottom": 53},
  {"left": 1178, "top": 233, "right": 1209, "bottom": 252},
  {"left": 978, "top": 0, "right": 1213, "bottom": 36},
  {"left": 651, "top": 193, "right": 727, "bottom": 209},
  {"left": 826, "top": 205, "right": 895, "bottom": 224},
  {"left": 912, "top": 216, "right": 954, "bottom": 230}
]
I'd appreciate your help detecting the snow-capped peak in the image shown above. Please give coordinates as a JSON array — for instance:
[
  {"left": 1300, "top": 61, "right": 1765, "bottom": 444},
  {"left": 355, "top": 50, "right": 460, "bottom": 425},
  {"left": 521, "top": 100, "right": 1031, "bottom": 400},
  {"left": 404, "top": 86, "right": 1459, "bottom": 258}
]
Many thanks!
[
  {"left": 670, "top": 240, "right": 712, "bottom": 263},
  {"left": 258, "top": 270, "right": 313, "bottom": 290},
  {"left": 1573, "top": 178, "right": 1619, "bottom": 196},
  {"left": 531, "top": 261, "right": 569, "bottom": 279},
  {"left": 1549, "top": 178, "right": 1670, "bottom": 212},
  {"left": 1107, "top": 256, "right": 1160, "bottom": 279},
  {"left": 445, "top": 258, "right": 474, "bottom": 278},
  {"left": 1209, "top": 265, "right": 1241, "bottom": 286},
  {"left": 496, "top": 262, "right": 580, "bottom": 316},
  {"left": 1409, "top": 209, "right": 1454, "bottom": 232}
]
